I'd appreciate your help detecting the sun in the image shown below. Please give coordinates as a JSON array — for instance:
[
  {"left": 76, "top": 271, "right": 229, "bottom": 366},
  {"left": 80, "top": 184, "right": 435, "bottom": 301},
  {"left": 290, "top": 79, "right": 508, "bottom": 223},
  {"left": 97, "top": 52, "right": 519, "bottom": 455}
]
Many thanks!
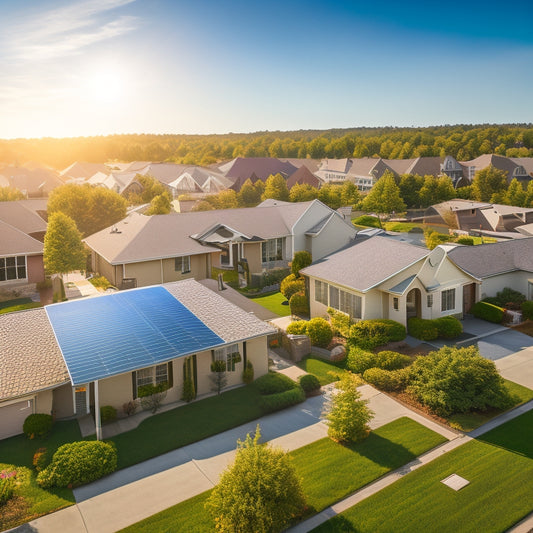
[{"left": 79, "top": 63, "right": 127, "bottom": 106}]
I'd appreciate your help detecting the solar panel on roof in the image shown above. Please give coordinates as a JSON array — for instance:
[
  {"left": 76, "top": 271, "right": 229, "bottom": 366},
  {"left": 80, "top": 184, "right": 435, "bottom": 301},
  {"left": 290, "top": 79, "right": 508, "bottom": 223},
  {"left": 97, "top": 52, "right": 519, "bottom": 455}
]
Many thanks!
[{"left": 46, "top": 286, "right": 224, "bottom": 385}]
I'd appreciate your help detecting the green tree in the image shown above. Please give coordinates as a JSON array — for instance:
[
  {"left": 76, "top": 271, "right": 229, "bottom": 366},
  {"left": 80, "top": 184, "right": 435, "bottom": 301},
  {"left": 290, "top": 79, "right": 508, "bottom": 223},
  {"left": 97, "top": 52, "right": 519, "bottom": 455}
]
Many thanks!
[
  {"left": 289, "top": 183, "right": 319, "bottom": 203},
  {"left": 206, "top": 425, "right": 306, "bottom": 533},
  {"left": 340, "top": 180, "right": 361, "bottom": 206},
  {"left": 325, "top": 373, "right": 373, "bottom": 443},
  {"left": 503, "top": 178, "right": 526, "bottom": 207},
  {"left": 399, "top": 174, "right": 424, "bottom": 208},
  {"left": 471, "top": 165, "right": 508, "bottom": 202},
  {"left": 524, "top": 180, "right": 533, "bottom": 207},
  {"left": 318, "top": 184, "right": 342, "bottom": 209},
  {"left": 48, "top": 184, "right": 127, "bottom": 237},
  {"left": 191, "top": 200, "right": 215, "bottom": 211},
  {"left": 44, "top": 212, "right": 86, "bottom": 275},
  {"left": 363, "top": 171, "right": 406, "bottom": 214},
  {"left": 406, "top": 345, "right": 515, "bottom": 416},
  {"left": 262, "top": 173, "right": 290, "bottom": 202},
  {"left": 291, "top": 250, "right": 312, "bottom": 277},
  {"left": 145, "top": 192, "right": 172, "bottom": 215},
  {"left": 418, "top": 175, "right": 456, "bottom": 207},
  {"left": 0, "top": 186, "right": 25, "bottom": 201},
  {"left": 237, "top": 178, "right": 262, "bottom": 207},
  {"left": 125, "top": 174, "right": 167, "bottom": 204},
  {"left": 215, "top": 189, "right": 239, "bottom": 209}
]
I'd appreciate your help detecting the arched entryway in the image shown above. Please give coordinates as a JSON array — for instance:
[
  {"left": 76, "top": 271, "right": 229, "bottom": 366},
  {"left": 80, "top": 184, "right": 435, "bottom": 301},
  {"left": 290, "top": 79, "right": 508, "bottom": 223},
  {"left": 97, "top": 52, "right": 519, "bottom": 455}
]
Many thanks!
[{"left": 406, "top": 288, "right": 421, "bottom": 320}]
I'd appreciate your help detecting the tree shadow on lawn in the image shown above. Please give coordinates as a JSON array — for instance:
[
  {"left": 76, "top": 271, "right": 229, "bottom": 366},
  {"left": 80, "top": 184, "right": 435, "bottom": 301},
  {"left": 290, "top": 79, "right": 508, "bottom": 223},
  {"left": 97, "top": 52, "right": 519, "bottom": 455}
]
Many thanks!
[
  {"left": 313, "top": 514, "right": 361, "bottom": 532},
  {"left": 476, "top": 410, "right": 533, "bottom": 459}
]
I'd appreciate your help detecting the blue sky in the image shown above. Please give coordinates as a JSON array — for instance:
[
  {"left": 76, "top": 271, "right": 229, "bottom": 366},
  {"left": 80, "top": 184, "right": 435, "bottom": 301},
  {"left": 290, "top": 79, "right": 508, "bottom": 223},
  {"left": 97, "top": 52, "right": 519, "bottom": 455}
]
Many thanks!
[{"left": 1, "top": 0, "right": 532, "bottom": 139}]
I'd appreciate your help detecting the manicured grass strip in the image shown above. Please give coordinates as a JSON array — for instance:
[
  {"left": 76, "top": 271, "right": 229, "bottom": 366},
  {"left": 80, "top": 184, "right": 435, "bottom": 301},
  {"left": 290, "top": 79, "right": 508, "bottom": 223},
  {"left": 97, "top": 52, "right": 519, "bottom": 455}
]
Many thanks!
[
  {"left": 119, "top": 417, "right": 446, "bottom": 532},
  {"left": 112, "top": 385, "right": 265, "bottom": 469},
  {"left": 248, "top": 291, "right": 290, "bottom": 317},
  {"left": 0, "top": 302, "right": 42, "bottom": 314},
  {"left": 313, "top": 411, "right": 533, "bottom": 533},
  {"left": 119, "top": 491, "right": 213, "bottom": 533},
  {"left": 0, "top": 297, "right": 33, "bottom": 309},
  {"left": 297, "top": 356, "right": 347, "bottom": 385},
  {"left": 447, "top": 379, "right": 533, "bottom": 432}
]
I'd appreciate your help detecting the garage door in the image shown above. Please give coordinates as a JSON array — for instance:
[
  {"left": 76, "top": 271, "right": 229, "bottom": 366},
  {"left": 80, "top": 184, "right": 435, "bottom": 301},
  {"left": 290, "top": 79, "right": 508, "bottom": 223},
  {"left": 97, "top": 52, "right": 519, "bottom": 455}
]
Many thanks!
[{"left": 0, "top": 399, "right": 33, "bottom": 440}]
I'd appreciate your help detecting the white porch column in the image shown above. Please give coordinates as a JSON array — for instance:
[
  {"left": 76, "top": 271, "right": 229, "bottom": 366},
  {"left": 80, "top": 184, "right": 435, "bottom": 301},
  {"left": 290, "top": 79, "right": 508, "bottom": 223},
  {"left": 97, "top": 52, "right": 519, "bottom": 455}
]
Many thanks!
[{"left": 94, "top": 380, "right": 102, "bottom": 441}]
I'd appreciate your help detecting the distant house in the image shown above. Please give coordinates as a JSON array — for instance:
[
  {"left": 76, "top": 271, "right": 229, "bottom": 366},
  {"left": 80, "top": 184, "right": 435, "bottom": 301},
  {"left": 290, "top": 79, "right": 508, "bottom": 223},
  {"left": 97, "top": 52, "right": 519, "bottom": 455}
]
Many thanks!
[
  {"left": 0, "top": 279, "right": 274, "bottom": 440},
  {"left": 0, "top": 165, "right": 63, "bottom": 197},
  {"left": 301, "top": 235, "right": 479, "bottom": 326},
  {"left": 60, "top": 162, "right": 111, "bottom": 181},
  {"left": 84, "top": 200, "right": 357, "bottom": 289},
  {"left": 286, "top": 165, "right": 322, "bottom": 189}
]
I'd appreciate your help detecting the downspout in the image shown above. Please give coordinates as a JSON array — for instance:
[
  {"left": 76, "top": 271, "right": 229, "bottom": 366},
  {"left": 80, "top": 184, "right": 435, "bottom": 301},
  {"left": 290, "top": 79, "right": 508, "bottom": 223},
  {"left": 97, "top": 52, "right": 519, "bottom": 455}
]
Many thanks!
[{"left": 94, "top": 380, "right": 102, "bottom": 441}]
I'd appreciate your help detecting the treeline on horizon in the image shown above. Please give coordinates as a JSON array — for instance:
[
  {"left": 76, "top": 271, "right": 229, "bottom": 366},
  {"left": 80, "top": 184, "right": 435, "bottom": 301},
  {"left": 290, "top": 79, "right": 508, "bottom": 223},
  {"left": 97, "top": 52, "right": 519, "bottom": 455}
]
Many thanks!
[{"left": 1, "top": 124, "right": 533, "bottom": 170}]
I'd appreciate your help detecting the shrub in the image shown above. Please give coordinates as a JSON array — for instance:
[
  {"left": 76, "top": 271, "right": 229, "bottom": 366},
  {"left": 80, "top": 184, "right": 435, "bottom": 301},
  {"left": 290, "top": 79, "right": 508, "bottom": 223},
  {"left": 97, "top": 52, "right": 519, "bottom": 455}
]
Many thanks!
[
  {"left": 363, "top": 367, "right": 409, "bottom": 392},
  {"left": 455, "top": 236, "right": 474, "bottom": 245},
  {"left": 0, "top": 476, "right": 15, "bottom": 506},
  {"left": 291, "top": 251, "right": 312, "bottom": 277},
  {"left": 181, "top": 378, "right": 196, "bottom": 402},
  {"left": 289, "top": 292, "right": 309, "bottom": 316},
  {"left": 348, "top": 321, "right": 389, "bottom": 350},
  {"left": 259, "top": 387, "right": 306, "bottom": 413},
  {"left": 406, "top": 345, "right": 516, "bottom": 416},
  {"left": 521, "top": 300, "right": 533, "bottom": 321},
  {"left": 346, "top": 346, "right": 376, "bottom": 374},
  {"left": 306, "top": 317, "right": 333, "bottom": 347},
  {"left": 100, "top": 405, "right": 117, "bottom": 424},
  {"left": 23, "top": 413, "right": 53, "bottom": 439},
  {"left": 298, "top": 374, "right": 321, "bottom": 395},
  {"left": 254, "top": 372, "right": 296, "bottom": 395},
  {"left": 378, "top": 319, "right": 407, "bottom": 341},
  {"left": 280, "top": 274, "right": 305, "bottom": 300},
  {"left": 373, "top": 350, "right": 412, "bottom": 370},
  {"left": 435, "top": 316, "right": 463, "bottom": 338},
  {"left": 324, "top": 373, "right": 373, "bottom": 443},
  {"left": 286, "top": 320, "right": 308, "bottom": 335},
  {"left": 472, "top": 301, "right": 504, "bottom": 323},
  {"left": 327, "top": 308, "right": 353, "bottom": 337},
  {"left": 408, "top": 318, "right": 439, "bottom": 341},
  {"left": 242, "top": 361, "right": 254, "bottom": 384},
  {"left": 353, "top": 215, "right": 380, "bottom": 228},
  {"left": 123, "top": 401, "right": 138, "bottom": 417},
  {"left": 139, "top": 382, "right": 169, "bottom": 413},
  {"left": 37, "top": 441, "right": 118, "bottom": 488},
  {"left": 32, "top": 447, "right": 50, "bottom": 472},
  {"left": 495, "top": 287, "right": 526, "bottom": 307}
]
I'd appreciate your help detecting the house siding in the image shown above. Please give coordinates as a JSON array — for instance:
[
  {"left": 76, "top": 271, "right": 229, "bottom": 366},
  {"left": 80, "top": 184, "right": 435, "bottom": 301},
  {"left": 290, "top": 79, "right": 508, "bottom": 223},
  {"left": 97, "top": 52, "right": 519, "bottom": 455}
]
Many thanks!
[
  {"left": 480, "top": 271, "right": 533, "bottom": 300},
  {"left": 307, "top": 216, "right": 356, "bottom": 261},
  {"left": 27, "top": 254, "right": 45, "bottom": 284}
]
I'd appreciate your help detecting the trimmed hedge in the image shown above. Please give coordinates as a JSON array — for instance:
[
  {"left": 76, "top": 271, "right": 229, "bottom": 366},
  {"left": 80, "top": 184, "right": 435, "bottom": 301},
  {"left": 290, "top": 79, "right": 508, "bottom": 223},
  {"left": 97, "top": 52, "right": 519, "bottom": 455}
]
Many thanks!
[
  {"left": 327, "top": 308, "right": 352, "bottom": 337},
  {"left": 455, "top": 236, "right": 474, "bottom": 245},
  {"left": 306, "top": 317, "right": 333, "bottom": 348},
  {"left": 298, "top": 374, "right": 321, "bottom": 395},
  {"left": 363, "top": 367, "right": 409, "bottom": 392},
  {"left": 289, "top": 292, "right": 309, "bottom": 316},
  {"left": 254, "top": 372, "right": 296, "bottom": 395},
  {"left": 407, "top": 318, "right": 439, "bottom": 341},
  {"left": 347, "top": 347, "right": 410, "bottom": 374},
  {"left": 23, "top": 413, "right": 53, "bottom": 439},
  {"left": 280, "top": 274, "right": 305, "bottom": 300},
  {"left": 286, "top": 320, "right": 308, "bottom": 335},
  {"left": 353, "top": 215, "right": 381, "bottom": 228},
  {"left": 259, "top": 387, "right": 305, "bottom": 413},
  {"left": 435, "top": 316, "right": 463, "bottom": 338},
  {"left": 521, "top": 300, "right": 533, "bottom": 321},
  {"left": 348, "top": 319, "right": 406, "bottom": 350},
  {"left": 472, "top": 301, "right": 505, "bottom": 323},
  {"left": 36, "top": 441, "right": 118, "bottom": 488},
  {"left": 373, "top": 350, "right": 412, "bottom": 370}
]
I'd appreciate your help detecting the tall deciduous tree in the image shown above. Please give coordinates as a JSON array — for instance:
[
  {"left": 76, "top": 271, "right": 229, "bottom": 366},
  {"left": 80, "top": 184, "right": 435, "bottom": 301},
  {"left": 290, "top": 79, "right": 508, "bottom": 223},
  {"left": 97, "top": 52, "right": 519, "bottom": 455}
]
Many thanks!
[
  {"left": 206, "top": 425, "right": 306, "bottom": 532},
  {"left": 0, "top": 186, "right": 25, "bottom": 201},
  {"left": 363, "top": 171, "right": 406, "bottom": 214},
  {"left": 340, "top": 180, "right": 361, "bottom": 206},
  {"left": 503, "top": 178, "right": 526, "bottom": 207},
  {"left": 262, "top": 173, "right": 290, "bottom": 202},
  {"left": 418, "top": 175, "right": 456, "bottom": 207},
  {"left": 48, "top": 184, "right": 127, "bottom": 237},
  {"left": 471, "top": 165, "right": 508, "bottom": 202},
  {"left": 318, "top": 184, "right": 342, "bottom": 209},
  {"left": 399, "top": 174, "right": 424, "bottom": 208},
  {"left": 145, "top": 192, "right": 172, "bottom": 215},
  {"left": 237, "top": 178, "right": 262, "bottom": 206},
  {"left": 289, "top": 183, "right": 319, "bottom": 203},
  {"left": 44, "top": 212, "right": 86, "bottom": 275}
]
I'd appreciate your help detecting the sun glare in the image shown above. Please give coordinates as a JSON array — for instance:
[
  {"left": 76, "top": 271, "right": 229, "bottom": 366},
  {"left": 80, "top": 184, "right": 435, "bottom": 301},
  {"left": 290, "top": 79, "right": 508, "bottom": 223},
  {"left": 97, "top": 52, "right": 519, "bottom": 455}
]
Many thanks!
[{"left": 80, "top": 63, "right": 127, "bottom": 105}]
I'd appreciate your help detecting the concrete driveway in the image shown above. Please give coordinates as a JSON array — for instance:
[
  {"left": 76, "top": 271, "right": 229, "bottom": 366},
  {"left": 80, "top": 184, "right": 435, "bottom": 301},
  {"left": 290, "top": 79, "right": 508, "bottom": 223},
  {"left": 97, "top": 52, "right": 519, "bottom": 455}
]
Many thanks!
[{"left": 494, "top": 347, "right": 533, "bottom": 389}]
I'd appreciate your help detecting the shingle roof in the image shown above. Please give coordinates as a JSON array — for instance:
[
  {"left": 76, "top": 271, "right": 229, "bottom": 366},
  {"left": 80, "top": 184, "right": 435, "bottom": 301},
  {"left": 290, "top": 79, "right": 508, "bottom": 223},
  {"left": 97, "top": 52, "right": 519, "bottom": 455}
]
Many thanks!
[
  {"left": 301, "top": 235, "right": 429, "bottom": 292},
  {"left": 286, "top": 165, "right": 321, "bottom": 188},
  {"left": 447, "top": 238, "right": 533, "bottom": 278},
  {"left": 0, "top": 220, "right": 44, "bottom": 255},
  {"left": 218, "top": 157, "right": 298, "bottom": 181},
  {"left": 0, "top": 201, "right": 48, "bottom": 235},
  {"left": 0, "top": 308, "right": 69, "bottom": 400}
]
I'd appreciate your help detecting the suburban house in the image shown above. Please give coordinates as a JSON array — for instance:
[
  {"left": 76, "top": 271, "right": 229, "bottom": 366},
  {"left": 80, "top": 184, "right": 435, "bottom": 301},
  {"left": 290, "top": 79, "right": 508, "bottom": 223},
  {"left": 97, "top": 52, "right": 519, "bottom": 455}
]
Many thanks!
[
  {"left": 424, "top": 199, "right": 533, "bottom": 236},
  {"left": 0, "top": 279, "right": 274, "bottom": 440},
  {"left": 0, "top": 200, "right": 48, "bottom": 286},
  {"left": 0, "top": 165, "right": 63, "bottom": 197},
  {"left": 84, "top": 200, "right": 357, "bottom": 289},
  {"left": 301, "top": 235, "right": 480, "bottom": 326}
]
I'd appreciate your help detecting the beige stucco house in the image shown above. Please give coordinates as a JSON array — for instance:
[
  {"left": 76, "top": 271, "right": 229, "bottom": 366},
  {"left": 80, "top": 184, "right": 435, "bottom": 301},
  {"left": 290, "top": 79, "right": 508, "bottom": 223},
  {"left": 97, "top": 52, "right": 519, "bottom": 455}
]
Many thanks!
[
  {"left": 84, "top": 200, "right": 357, "bottom": 289},
  {"left": 301, "top": 235, "right": 480, "bottom": 327},
  {"left": 0, "top": 279, "right": 274, "bottom": 440}
]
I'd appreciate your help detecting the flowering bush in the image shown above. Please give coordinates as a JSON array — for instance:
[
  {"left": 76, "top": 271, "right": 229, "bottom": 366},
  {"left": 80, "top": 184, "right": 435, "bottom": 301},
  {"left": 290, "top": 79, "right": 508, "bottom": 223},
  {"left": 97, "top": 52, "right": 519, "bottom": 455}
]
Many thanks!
[{"left": 0, "top": 470, "right": 17, "bottom": 506}]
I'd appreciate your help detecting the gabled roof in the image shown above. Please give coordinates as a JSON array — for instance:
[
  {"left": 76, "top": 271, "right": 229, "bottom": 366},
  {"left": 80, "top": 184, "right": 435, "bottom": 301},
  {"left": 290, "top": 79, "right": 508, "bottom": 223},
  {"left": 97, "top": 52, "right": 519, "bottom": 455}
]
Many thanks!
[
  {"left": 301, "top": 235, "right": 429, "bottom": 292},
  {"left": 218, "top": 157, "right": 297, "bottom": 181},
  {"left": 319, "top": 158, "right": 352, "bottom": 173},
  {"left": 0, "top": 200, "right": 47, "bottom": 235},
  {"left": 0, "top": 166, "right": 62, "bottom": 194},
  {"left": 286, "top": 165, "right": 321, "bottom": 188},
  {"left": 447, "top": 238, "right": 533, "bottom": 278},
  {"left": 60, "top": 162, "right": 110, "bottom": 179},
  {"left": 0, "top": 220, "right": 44, "bottom": 255}
]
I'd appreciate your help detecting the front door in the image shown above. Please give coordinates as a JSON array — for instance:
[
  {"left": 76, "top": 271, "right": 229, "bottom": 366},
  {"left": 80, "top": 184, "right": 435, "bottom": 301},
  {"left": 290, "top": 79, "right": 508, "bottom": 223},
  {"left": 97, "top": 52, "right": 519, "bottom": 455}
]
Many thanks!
[
  {"left": 463, "top": 283, "right": 476, "bottom": 314},
  {"left": 406, "top": 288, "right": 421, "bottom": 320}
]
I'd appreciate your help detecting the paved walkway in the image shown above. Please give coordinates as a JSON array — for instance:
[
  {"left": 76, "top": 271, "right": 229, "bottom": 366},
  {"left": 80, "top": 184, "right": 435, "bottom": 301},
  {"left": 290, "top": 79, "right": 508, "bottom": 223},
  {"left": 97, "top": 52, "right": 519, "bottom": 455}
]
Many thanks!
[{"left": 64, "top": 272, "right": 101, "bottom": 300}]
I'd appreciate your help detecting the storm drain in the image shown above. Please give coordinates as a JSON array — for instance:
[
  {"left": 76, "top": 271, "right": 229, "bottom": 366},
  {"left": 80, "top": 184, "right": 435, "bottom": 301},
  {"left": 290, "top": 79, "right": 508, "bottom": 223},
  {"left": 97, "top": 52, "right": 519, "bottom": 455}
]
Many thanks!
[{"left": 441, "top": 474, "right": 470, "bottom": 491}]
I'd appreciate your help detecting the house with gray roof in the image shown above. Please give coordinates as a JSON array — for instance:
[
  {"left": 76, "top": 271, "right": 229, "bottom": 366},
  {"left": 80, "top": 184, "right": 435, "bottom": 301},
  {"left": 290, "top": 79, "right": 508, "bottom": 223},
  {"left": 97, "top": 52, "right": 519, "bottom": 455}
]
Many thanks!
[
  {"left": 84, "top": 200, "right": 357, "bottom": 289},
  {"left": 301, "top": 235, "right": 479, "bottom": 326},
  {"left": 0, "top": 279, "right": 274, "bottom": 440}
]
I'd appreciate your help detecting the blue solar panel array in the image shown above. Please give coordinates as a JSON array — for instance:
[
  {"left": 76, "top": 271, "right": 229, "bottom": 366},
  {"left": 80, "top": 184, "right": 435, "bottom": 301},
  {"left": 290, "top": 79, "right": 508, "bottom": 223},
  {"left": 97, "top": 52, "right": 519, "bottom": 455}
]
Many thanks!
[{"left": 46, "top": 286, "right": 224, "bottom": 385}]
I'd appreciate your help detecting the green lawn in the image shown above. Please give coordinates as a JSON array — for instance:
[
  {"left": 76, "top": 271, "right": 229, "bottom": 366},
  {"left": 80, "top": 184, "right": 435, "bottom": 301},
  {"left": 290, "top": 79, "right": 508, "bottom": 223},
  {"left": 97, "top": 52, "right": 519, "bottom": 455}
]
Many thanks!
[
  {"left": 384, "top": 222, "right": 425, "bottom": 232},
  {"left": 0, "top": 298, "right": 41, "bottom": 314},
  {"left": 313, "top": 411, "right": 533, "bottom": 533},
  {"left": 0, "top": 420, "right": 81, "bottom": 531},
  {"left": 446, "top": 378, "right": 533, "bottom": 432},
  {"left": 120, "top": 417, "right": 446, "bottom": 532},
  {"left": 248, "top": 291, "right": 291, "bottom": 317},
  {"left": 297, "top": 356, "right": 348, "bottom": 385}
]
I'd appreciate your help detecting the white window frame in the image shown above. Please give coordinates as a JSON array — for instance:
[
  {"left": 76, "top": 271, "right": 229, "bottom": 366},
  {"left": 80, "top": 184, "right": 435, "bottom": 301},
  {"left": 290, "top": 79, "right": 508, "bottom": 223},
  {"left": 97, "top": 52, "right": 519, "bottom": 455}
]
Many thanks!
[
  {"left": 214, "top": 344, "right": 239, "bottom": 372},
  {"left": 175, "top": 255, "right": 191, "bottom": 274},
  {"left": 261, "top": 238, "right": 284, "bottom": 264},
  {"left": 136, "top": 363, "right": 168, "bottom": 390},
  {"left": 0, "top": 255, "right": 27, "bottom": 282},
  {"left": 441, "top": 288, "right": 456, "bottom": 312}
]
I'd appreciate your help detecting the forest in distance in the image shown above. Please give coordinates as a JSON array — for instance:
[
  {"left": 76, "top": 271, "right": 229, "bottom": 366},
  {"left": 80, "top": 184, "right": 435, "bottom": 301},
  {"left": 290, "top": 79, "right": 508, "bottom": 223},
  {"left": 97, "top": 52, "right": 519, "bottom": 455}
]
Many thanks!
[{"left": 1, "top": 123, "right": 533, "bottom": 170}]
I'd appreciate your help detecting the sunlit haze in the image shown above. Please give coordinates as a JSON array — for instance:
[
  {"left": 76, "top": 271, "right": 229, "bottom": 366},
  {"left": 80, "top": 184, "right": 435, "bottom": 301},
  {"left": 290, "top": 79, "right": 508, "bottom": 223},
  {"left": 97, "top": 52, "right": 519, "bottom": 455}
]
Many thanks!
[{"left": 1, "top": 0, "right": 533, "bottom": 139}]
